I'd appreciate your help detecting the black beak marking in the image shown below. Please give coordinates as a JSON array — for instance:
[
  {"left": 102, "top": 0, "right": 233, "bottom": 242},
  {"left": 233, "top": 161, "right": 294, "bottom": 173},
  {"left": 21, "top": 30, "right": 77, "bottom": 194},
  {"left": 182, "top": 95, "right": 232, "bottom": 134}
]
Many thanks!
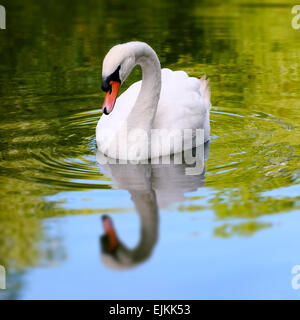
[
  {"left": 101, "top": 79, "right": 111, "bottom": 93},
  {"left": 101, "top": 65, "right": 121, "bottom": 93}
]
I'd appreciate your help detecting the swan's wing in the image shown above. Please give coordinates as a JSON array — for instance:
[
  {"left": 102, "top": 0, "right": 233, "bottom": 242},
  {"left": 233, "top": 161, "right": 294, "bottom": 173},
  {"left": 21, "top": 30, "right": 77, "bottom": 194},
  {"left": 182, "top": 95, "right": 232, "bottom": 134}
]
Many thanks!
[
  {"left": 98, "top": 68, "right": 211, "bottom": 132},
  {"left": 154, "top": 68, "right": 211, "bottom": 135}
]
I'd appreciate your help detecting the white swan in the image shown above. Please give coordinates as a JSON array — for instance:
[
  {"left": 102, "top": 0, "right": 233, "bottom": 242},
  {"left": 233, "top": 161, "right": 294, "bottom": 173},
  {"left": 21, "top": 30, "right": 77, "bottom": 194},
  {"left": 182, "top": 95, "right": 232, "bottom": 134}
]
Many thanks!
[{"left": 96, "top": 41, "right": 211, "bottom": 160}]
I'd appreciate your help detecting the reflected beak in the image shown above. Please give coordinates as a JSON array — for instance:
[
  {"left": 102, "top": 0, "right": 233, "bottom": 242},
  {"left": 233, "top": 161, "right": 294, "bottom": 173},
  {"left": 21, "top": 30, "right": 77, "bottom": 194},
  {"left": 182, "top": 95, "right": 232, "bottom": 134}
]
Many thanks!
[
  {"left": 101, "top": 215, "right": 119, "bottom": 252},
  {"left": 102, "top": 81, "right": 120, "bottom": 115}
]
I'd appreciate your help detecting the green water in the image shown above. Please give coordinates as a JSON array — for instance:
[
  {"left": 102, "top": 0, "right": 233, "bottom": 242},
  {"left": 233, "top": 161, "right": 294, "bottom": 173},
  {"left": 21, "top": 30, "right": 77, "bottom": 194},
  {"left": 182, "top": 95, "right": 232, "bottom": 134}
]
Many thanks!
[{"left": 0, "top": 0, "right": 300, "bottom": 299}]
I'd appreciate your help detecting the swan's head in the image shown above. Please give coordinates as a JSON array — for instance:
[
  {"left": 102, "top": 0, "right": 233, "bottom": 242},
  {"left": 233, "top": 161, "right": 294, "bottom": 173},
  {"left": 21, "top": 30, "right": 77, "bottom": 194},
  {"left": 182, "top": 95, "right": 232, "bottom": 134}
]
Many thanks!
[
  {"left": 101, "top": 43, "right": 136, "bottom": 115},
  {"left": 100, "top": 213, "right": 158, "bottom": 270},
  {"left": 100, "top": 215, "right": 134, "bottom": 270}
]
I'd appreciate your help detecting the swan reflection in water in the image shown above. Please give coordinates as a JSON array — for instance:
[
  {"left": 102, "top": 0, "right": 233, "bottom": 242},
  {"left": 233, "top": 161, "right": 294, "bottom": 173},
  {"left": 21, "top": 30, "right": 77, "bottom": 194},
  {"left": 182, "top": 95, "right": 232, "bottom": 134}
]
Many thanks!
[{"left": 97, "top": 142, "right": 210, "bottom": 270}]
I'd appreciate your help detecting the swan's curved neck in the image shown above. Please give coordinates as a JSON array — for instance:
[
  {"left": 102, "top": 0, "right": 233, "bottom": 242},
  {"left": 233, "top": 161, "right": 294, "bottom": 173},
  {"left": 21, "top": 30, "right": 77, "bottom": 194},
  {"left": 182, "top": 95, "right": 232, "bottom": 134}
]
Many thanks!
[
  {"left": 125, "top": 189, "right": 159, "bottom": 263},
  {"left": 127, "top": 44, "right": 161, "bottom": 130}
]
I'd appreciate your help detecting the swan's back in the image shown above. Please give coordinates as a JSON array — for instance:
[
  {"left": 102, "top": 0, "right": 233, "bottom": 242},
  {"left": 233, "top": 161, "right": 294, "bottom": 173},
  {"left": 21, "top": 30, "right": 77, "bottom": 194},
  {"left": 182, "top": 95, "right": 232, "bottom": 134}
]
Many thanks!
[{"left": 153, "top": 69, "right": 211, "bottom": 134}]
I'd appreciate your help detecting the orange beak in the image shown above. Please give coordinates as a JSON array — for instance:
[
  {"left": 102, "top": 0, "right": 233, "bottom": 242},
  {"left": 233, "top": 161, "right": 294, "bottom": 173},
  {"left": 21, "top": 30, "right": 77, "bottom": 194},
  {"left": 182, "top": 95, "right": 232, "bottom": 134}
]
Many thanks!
[
  {"left": 102, "top": 215, "right": 119, "bottom": 252},
  {"left": 102, "top": 81, "right": 120, "bottom": 115}
]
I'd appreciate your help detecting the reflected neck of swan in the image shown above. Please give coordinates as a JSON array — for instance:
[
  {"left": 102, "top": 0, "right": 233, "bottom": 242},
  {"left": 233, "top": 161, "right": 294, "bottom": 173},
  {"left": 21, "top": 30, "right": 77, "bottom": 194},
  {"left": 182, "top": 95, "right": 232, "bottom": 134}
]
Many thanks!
[{"left": 127, "top": 188, "right": 159, "bottom": 263}]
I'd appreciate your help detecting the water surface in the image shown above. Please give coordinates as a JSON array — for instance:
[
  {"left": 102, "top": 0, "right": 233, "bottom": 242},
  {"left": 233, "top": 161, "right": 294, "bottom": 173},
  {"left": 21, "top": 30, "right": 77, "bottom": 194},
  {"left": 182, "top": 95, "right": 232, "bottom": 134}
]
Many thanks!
[{"left": 0, "top": 0, "right": 300, "bottom": 299}]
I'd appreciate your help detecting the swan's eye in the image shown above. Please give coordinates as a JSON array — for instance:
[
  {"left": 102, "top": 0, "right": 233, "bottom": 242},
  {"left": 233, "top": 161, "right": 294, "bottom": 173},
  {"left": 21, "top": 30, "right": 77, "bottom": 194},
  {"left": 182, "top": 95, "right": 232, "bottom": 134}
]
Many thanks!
[
  {"left": 101, "top": 65, "right": 121, "bottom": 93},
  {"left": 109, "top": 65, "right": 121, "bottom": 82}
]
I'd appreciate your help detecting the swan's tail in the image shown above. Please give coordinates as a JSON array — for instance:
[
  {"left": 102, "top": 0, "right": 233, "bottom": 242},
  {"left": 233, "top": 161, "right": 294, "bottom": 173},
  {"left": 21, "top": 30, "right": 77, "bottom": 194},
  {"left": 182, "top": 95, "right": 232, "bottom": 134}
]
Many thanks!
[{"left": 199, "top": 75, "right": 211, "bottom": 110}]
